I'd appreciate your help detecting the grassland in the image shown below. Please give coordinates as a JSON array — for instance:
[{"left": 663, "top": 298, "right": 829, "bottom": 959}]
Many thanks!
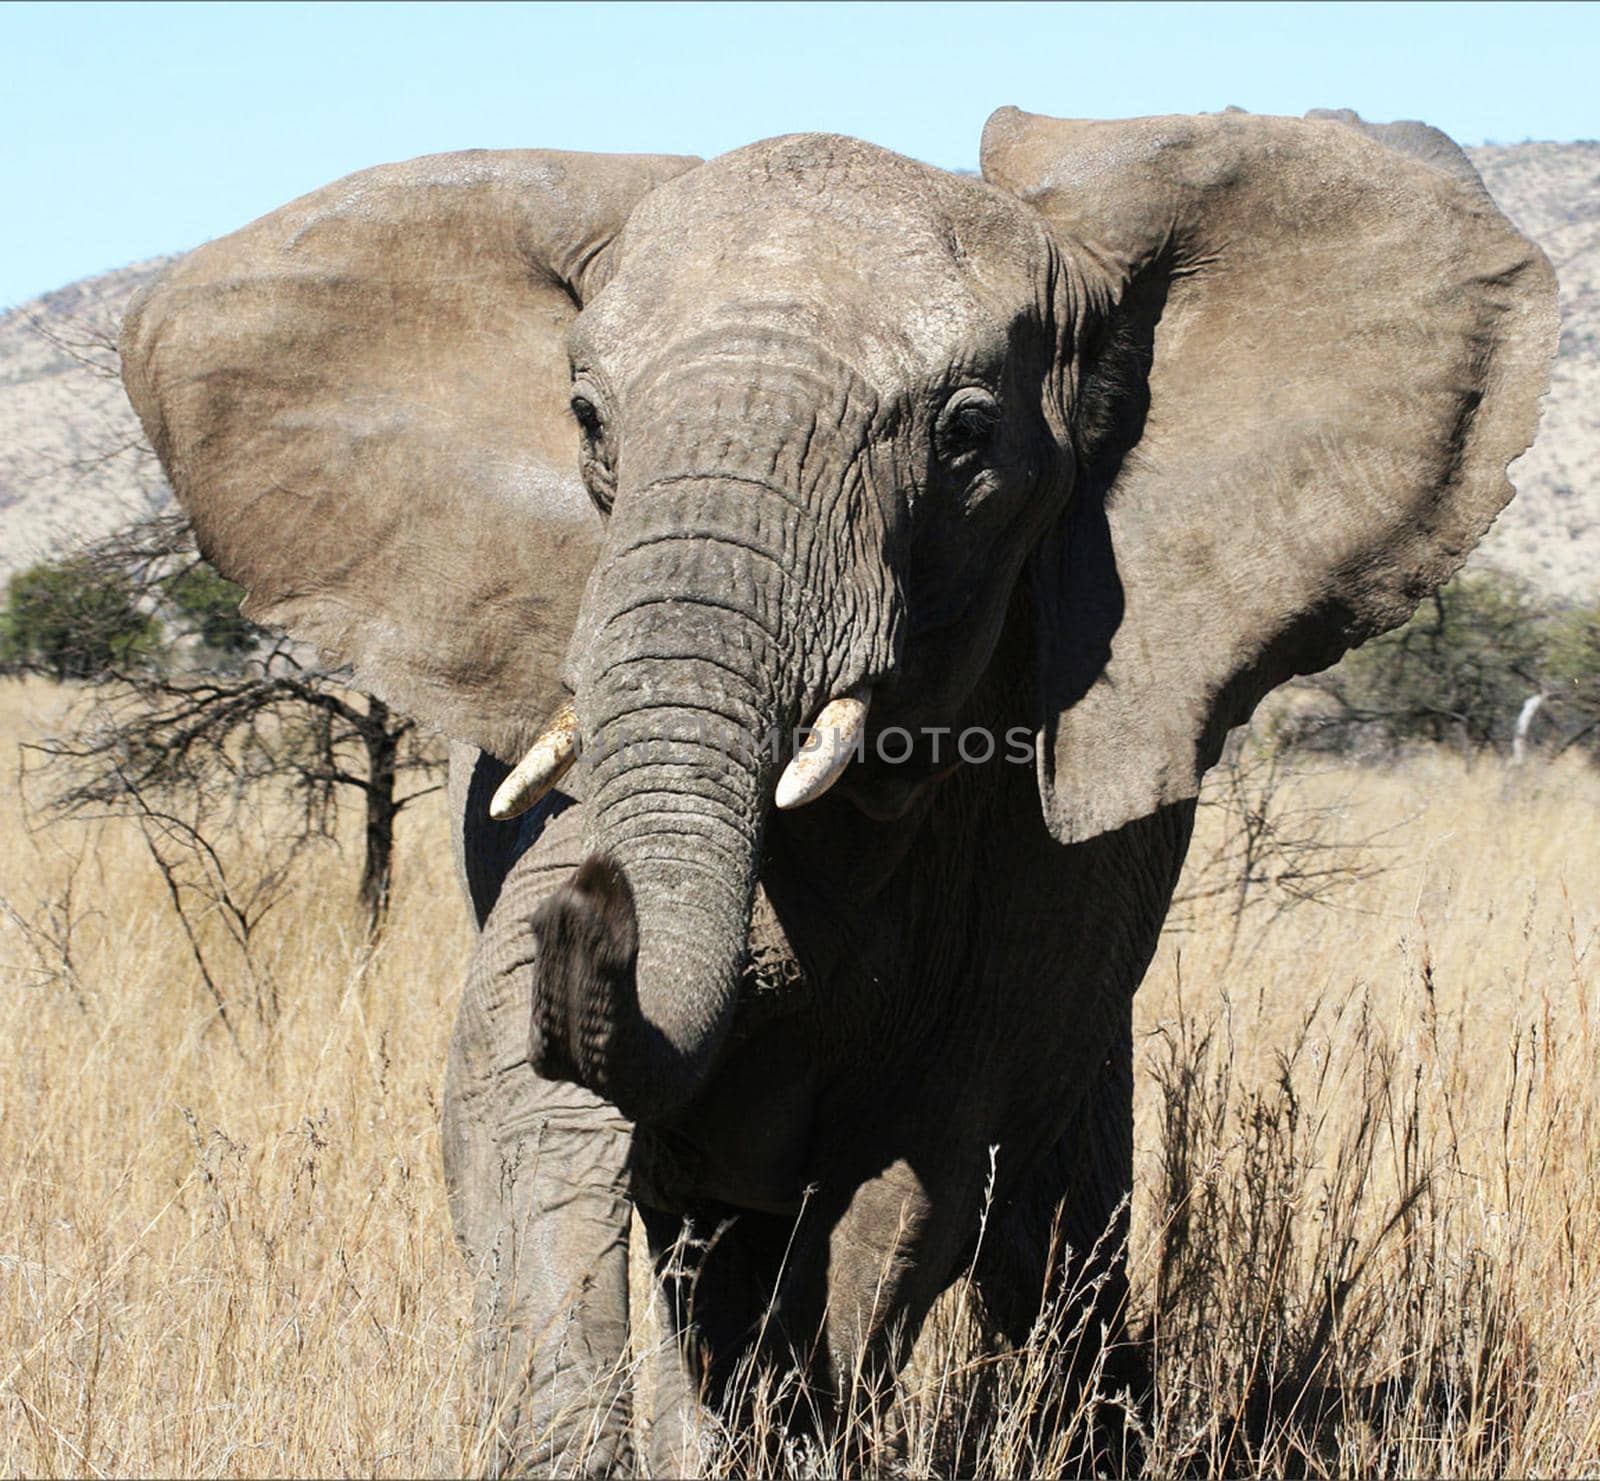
[{"left": 1, "top": 678, "right": 1596, "bottom": 1477}]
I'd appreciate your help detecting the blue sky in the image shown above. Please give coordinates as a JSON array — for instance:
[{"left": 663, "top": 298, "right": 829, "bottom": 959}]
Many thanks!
[{"left": 2, "top": 1, "right": 1594, "bottom": 308}]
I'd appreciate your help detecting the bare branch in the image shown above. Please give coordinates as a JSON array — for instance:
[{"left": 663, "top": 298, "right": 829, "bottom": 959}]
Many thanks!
[{"left": 16, "top": 508, "right": 446, "bottom": 948}]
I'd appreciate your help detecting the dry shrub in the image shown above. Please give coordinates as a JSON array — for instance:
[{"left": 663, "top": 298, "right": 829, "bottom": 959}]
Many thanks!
[{"left": 2, "top": 678, "right": 1598, "bottom": 1476}]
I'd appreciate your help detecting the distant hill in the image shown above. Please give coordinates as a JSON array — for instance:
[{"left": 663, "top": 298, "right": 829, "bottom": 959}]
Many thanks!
[
  {"left": 1468, "top": 142, "right": 1600, "bottom": 599},
  {"left": 2, "top": 141, "right": 1597, "bottom": 596},
  {"left": 0, "top": 256, "right": 173, "bottom": 574}
]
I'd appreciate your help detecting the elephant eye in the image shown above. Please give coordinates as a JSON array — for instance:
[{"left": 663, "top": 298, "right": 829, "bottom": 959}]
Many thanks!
[
  {"left": 936, "top": 388, "right": 1001, "bottom": 465},
  {"left": 570, "top": 389, "right": 614, "bottom": 515},
  {"left": 570, "top": 394, "right": 604, "bottom": 438}
]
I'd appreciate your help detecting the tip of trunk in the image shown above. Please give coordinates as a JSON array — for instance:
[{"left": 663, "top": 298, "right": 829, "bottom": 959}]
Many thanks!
[
  {"left": 528, "top": 852, "right": 735, "bottom": 1121},
  {"left": 527, "top": 854, "right": 638, "bottom": 1095}
]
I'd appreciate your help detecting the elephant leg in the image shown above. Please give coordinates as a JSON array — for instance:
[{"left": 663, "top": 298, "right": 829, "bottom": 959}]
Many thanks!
[
  {"left": 443, "top": 806, "right": 637, "bottom": 1477},
  {"left": 972, "top": 1000, "right": 1145, "bottom": 1469},
  {"left": 798, "top": 1152, "right": 989, "bottom": 1465},
  {"left": 628, "top": 1213, "right": 707, "bottom": 1480},
  {"left": 639, "top": 1203, "right": 816, "bottom": 1439}
]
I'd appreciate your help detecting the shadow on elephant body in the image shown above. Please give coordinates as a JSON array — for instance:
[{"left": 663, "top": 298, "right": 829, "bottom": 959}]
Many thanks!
[{"left": 447, "top": 736, "right": 1180, "bottom": 1471}]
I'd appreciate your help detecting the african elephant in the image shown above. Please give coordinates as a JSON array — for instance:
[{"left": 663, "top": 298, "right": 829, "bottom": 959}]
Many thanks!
[{"left": 119, "top": 106, "right": 1555, "bottom": 1473}]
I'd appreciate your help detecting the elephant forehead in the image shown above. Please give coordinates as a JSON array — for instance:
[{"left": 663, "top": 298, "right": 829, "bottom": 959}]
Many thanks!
[
  {"left": 591, "top": 139, "right": 1047, "bottom": 389},
  {"left": 587, "top": 254, "right": 1012, "bottom": 397},
  {"left": 626, "top": 132, "right": 1045, "bottom": 271}
]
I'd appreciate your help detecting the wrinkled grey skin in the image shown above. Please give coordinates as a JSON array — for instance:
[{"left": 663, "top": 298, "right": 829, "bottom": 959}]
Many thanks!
[{"left": 120, "top": 107, "right": 1556, "bottom": 1474}]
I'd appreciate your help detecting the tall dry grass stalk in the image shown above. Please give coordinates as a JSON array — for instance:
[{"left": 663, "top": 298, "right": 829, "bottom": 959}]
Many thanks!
[{"left": 2, "top": 679, "right": 1597, "bottom": 1476}]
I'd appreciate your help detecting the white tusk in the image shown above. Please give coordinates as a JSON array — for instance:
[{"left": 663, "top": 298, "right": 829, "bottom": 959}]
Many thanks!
[
  {"left": 775, "top": 690, "right": 870, "bottom": 811},
  {"left": 490, "top": 701, "right": 579, "bottom": 821}
]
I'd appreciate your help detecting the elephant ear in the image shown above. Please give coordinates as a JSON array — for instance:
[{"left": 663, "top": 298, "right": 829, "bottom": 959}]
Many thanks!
[
  {"left": 981, "top": 107, "right": 1557, "bottom": 845},
  {"left": 1302, "top": 108, "right": 1491, "bottom": 195},
  {"left": 121, "top": 149, "right": 700, "bottom": 764}
]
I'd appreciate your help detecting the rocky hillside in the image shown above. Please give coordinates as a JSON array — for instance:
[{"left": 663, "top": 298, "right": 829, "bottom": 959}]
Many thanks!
[
  {"left": 0, "top": 256, "right": 173, "bottom": 573},
  {"left": 1470, "top": 142, "right": 1600, "bottom": 597},
  {"left": 1, "top": 141, "right": 1597, "bottom": 595}
]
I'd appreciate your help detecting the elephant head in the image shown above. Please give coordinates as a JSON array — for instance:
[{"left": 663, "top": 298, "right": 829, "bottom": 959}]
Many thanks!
[{"left": 121, "top": 111, "right": 1555, "bottom": 1126}]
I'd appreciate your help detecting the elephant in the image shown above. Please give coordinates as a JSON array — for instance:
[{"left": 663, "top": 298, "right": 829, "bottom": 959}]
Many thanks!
[{"left": 118, "top": 105, "right": 1556, "bottom": 1473}]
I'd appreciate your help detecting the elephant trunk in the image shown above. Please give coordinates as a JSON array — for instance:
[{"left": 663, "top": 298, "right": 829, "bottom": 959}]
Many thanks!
[
  {"left": 527, "top": 478, "right": 814, "bottom": 1120},
  {"left": 532, "top": 712, "right": 767, "bottom": 1121},
  {"left": 525, "top": 353, "right": 899, "bottom": 1120}
]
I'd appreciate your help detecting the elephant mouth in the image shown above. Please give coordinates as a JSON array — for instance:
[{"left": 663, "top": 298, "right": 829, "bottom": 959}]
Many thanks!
[
  {"left": 834, "top": 753, "right": 964, "bottom": 822},
  {"left": 828, "top": 711, "right": 972, "bottom": 821}
]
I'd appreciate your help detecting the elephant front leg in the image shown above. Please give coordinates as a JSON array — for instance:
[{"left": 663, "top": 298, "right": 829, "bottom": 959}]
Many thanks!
[
  {"left": 802, "top": 1155, "right": 980, "bottom": 1461},
  {"left": 443, "top": 828, "right": 642, "bottom": 1477},
  {"left": 972, "top": 1002, "right": 1145, "bottom": 1472},
  {"left": 444, "top": 1006, "right": 635, "bottom": 1473}
]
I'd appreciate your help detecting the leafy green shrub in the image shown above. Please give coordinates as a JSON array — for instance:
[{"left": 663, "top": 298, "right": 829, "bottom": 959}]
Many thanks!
[
  {"left": 1282, "top": 571, "right": 1553, "bottom": 757},
  {"left": 1540, "top": 603, "right": 1600, "bottom": 758},
  {"left": 1, "top": 556, "right": 164, "bottom": 679},
  {"left": 163, "top": 562, "right": 258, "bottom": 658}
]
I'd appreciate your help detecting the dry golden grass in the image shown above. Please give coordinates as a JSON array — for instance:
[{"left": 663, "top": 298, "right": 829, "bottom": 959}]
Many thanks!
[
  {"left": 1, "top": 677, "right": 1597, "bottom": 1477},
  {"left": 0, "top": 680, "right": 479, "bottom": 1476},
  {"left": 1124, "top": 752, "right": 1600, "bottom": 1477}
]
